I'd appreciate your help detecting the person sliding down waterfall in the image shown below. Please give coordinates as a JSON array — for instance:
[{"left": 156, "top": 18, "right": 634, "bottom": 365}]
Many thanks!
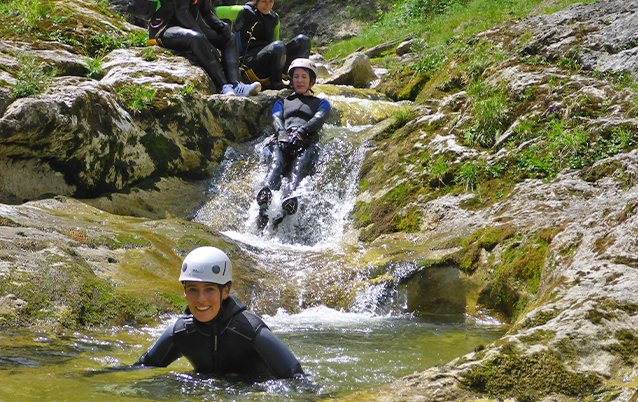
[{"left": 256, "top": 58, "right": 331, "bottom": 231}]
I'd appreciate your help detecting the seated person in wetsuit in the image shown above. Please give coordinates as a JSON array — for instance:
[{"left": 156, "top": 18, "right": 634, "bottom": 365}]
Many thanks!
[
  {"left": 135, "top": 246, "right": 304, "bottom": 379},
  {"left": 148, "top": 0, "right": 261, "bottom": 96},
  {"left": 234, "top": 0, "right": 311, "bottom": 90},
  {"left": 256, "top": 58, "right": 331, "bottom": 230}
]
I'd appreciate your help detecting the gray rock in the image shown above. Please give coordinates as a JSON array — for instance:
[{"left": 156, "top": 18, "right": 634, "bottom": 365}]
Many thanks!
[
  {"left": 323, "top": 52, "right": 377, "bottom": 88},
  {"left": 514, "top": 0, "right": 638, "bottom": 73}
]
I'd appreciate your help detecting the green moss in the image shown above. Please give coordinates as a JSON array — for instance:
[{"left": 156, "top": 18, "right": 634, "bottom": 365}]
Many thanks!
[
  {"left": 175, "top": 235, "right": 211, "bottom": 255},
  {"left": 461, "top": 349, "right": 602, "bottom": 400},
  {"left": 140, "top": 132, "right": 182, "bottom": 174},
  {"left": 356, "top": 180, "right": 427, "bottom": 241},
  {"left": 0, "top": 216, "right": 21, "bottom": 227},
  {"left": 606, "top": 330, "right": 638, "bottom": 364},
  {"left": 159, "top": 291, "right": 186, "bottom": 312},
  {"left": 613, "top": 256, "right": 638, "bottom": 268},
  {"left": 478, "top": 233, "right": 550, "bottom": 320},
  {"left": 499, "top": 234, "right": 549, "bottom": 294},
  {"left": 394, "top": 206, "right": 421, "bottom": 232},
  {"left": 378, "top": 70, "right": 431, "bottom": 101},
  {"left": 95, "top": 233, "right": 151, "bottom": 250},
  {"left": 458, "top": 224, "right": 517, "bottom": 273},
  {"left": 353, "top": 201, "right": 373, "bottom": 228},
  {"left": 71, "top": 278, "right": 158, "bottom": 327},
  {"left": 517, "top": 329, "right": 556, "bottom": 344},
  {"left": 519, "top": 309, "right": 559, "bottom": 329},
  {"left": 459, "top": 179, "right": 514, "bottom": 210},
  {"left": 0, "top": 257, "right": 159, "bottom": 328}
]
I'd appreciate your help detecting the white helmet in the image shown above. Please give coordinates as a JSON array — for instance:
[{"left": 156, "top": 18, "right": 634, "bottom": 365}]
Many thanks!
[
  {"left": 288, "top": 58, "right": 317, "bottom": 84},
  {"left": 179, "top": 246, "right": 232, "bottom": 285}
]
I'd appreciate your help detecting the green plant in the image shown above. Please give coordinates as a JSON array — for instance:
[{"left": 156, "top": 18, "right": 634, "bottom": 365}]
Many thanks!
[
  {"left": 403, "top": 0, "right": 462, "bottom": 20},
  {"left": 462, "top": 39, "right": 507, "bottom": 80},
  {"left": 0, "top": 0, "right": 50, "bottom": 33},
  {"left": 394, "top": 110, "right": 416, "bottom": 124},
  {"left": 429, "top": 154, "right": 452, "bottom": 186},
  {"left": 457, "top": 161, "right": 480, "bottom": 191},
  {"left": 180, "top": 82, "right": 196, "bottom": 98},
  {"left": 117, "top": 84, "right": 156, "bottom": 113},
  {"left": 412, "top": 44, "right": 449, "bottom": 74},
  {"left": 465, "top": 81, "right": 510, "bottom": 147},
  {"left": 516, "top": 145, "right": 555, "bottom": 179},
  {"left": 546, "top": 120, "right": 589, "bottom": 169},
  {"left": 12, "top": 54, "right": 56, "bottom": 98},
  {"left": 86, "top": 32, "right": 123, "bottom": 57},
  {"left": 85, "top": 57, "right": 104, "bottom": 79},
  {"left": 142, "top": 46, "right": 157, "bottom": 61},
  {"left": 125, "top": 30, "right": 149, "bottom": 48},
  {"left": 558, "top": 49, "right": 581, "bottom": 71}
]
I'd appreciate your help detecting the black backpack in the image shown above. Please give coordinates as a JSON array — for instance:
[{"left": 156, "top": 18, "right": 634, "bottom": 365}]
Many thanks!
[{"left": 127, "top": 0, "right": 162, "bottom": 20}]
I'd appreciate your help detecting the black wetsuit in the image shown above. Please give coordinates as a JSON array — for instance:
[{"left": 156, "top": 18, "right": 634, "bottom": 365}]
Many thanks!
[
  {"left": 135, "top": 295, "right": 303, "bottom": 379},
  {"left": 148, "top": 0, "right": 240, "bottom": 89},
  {"left": 234, "top": 2, "right": 310, "bottom": 88},
  {"left": 264, "top": 93, "right": 331, "bottom": 195}
]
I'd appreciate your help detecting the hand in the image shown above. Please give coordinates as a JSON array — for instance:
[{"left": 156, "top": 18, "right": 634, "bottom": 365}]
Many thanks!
[
  {"left": 277, "top": 129, "right": 289, "bottom": 142},
  {"left": 291, "top": 127, "right": 306, "bottom": 149},
  {"left": 218, "top": 22, "right": 232, "bottom": 41}
]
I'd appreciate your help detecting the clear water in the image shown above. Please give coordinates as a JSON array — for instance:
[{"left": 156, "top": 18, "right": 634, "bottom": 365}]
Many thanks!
[
  {"left": 0, "top": 109, "right": 506, "bottom": 400},
  {"left": 0, "top": 309, "right": 503, "bottom": 401}
]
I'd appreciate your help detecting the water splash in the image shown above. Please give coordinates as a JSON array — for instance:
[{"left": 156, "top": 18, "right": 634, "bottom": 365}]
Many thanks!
[{"left": 193, "top": 124, "right": 369, "bottom": 250}]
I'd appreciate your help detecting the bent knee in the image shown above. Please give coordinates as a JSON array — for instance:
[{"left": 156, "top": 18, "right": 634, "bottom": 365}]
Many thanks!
[
  {"left": 294, "top": 34, "right": 310, "bottom": 44},
  {"left": 271, "top": 41, "right": 286, "bottom": 53}
]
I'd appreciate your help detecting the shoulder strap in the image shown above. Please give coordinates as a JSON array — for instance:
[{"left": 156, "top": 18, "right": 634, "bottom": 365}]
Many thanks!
[
  {"left": 173, "top": 315, "right": 197, "bottom": 334},
  {"left": 223, "top": 310, "right": 268, "bottom": 341}
]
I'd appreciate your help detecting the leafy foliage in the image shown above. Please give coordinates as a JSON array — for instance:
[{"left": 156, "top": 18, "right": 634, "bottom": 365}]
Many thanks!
[
  {"left": 12, "top": 53, "right": 57, "bottom": 98},
  {"left": 117, "top": 84, "right": 156, "bottom": 113},
  {"left": 84, "top": 57, "right": 104, "bottom": 80}
]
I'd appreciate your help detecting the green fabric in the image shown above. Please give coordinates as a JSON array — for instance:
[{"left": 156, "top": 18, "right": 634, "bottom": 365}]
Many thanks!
[
  {"left": 215, "top": 5, "right": 244, "bottom": 21},
  {"left": 274, "top": 20, "right": 280, "bottom": 41}
]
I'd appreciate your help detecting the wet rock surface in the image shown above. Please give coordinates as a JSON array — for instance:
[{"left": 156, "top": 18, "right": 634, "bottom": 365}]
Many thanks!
[{"left": 0, "top": 0, "right": 637, "bottom": 400}]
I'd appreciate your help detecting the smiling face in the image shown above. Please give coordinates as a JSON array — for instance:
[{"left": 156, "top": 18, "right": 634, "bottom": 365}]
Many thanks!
[
  {"left": 255, "top": 0, "right": 274, "bottom": 14},
  {"left": 291, "top": 68, "right": 312, "bottom": 94},
  {"left": 183, "top": 281, "right": 230, "bottom": 322}
]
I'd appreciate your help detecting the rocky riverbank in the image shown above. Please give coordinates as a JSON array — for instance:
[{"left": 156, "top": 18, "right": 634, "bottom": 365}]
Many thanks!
[{"left": 0, "top": 0, "right": 636, "bottom": 400}]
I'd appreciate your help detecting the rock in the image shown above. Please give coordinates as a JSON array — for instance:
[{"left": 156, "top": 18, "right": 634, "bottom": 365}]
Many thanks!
[
  {"left": 396, "top": 39, "right": 414, "bottom": 56},
  {"left": 323, "top": 52, "right": 377, "bottom": 88},
  {"left": 0, "top": 45, "right": 273, "bottom": 202},
  {"left": 513, "top": 0, "right": 638, "bottom": 73}
]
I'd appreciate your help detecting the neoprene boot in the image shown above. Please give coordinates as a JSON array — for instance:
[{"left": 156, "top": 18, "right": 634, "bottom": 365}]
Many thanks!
[{"left": 282, "top": 197, "right": 298, "bottom": 215}]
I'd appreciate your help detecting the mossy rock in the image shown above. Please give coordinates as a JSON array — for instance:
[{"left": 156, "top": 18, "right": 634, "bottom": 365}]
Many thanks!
[
  {"left": 376, "top": 69, "right": 431, "bottom": 101},
  {"left": 461, "top": 348, "right": 602, "bottom": 401},
  {"left": 0, "top": 255, "right": 162, "bottom": 328},
  {"left": 457, "top": 224, "right": 517, "bottom": 273}
]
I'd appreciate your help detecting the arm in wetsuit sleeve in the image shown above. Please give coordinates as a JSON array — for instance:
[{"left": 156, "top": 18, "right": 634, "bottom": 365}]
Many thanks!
[
  {"left": 271, "top": 99, "right": 286, "bottom": 137},
  {"left": 134, "top": 322, "right": 183, "bottom": 367},
  {"left": 295, "top": 99, "right": 331, "bottom": 140},
  {"left": 173, "top": 0, "right": 202, "bottom": 33},
  {"left": 199, "top": 0, "right": 229, "bottom": 33},
  {"left": 253, "top": 326, "right": 304, "bottom": 378}
]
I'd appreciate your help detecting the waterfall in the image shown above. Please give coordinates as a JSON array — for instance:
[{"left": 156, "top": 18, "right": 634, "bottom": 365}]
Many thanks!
[{"left": 193, "top": 124, "right": 369, "bottom": 250}]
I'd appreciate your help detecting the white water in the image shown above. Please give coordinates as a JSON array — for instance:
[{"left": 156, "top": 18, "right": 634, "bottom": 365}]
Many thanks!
[{"left": 193, "top": 124, "right": 368, "bottom": 251}]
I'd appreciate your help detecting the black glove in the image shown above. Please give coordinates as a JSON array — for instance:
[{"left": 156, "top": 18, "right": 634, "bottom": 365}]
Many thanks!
[
  {"left": 277, "top": 128, "right": 289, "bottom": 143},
  {"left": 217, "top": 22, "right": 232, "bottom": 42},
  {"left": 291, "top": 127, "right": 307, "bottom": 151}
]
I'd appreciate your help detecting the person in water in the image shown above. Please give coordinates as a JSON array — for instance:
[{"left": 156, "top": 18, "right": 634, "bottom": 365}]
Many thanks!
[
  {"left": 256, "top": 58, "right": 331, "bottom": 230},
  {"left": 234, "top": 0, "right": 311, "bottom": 90},
  {"left": 148, "top": 0, "right": 261, "bottom": 96},
  {"left": 135, "top": 246, "right": 304, "bottom": 379}
]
